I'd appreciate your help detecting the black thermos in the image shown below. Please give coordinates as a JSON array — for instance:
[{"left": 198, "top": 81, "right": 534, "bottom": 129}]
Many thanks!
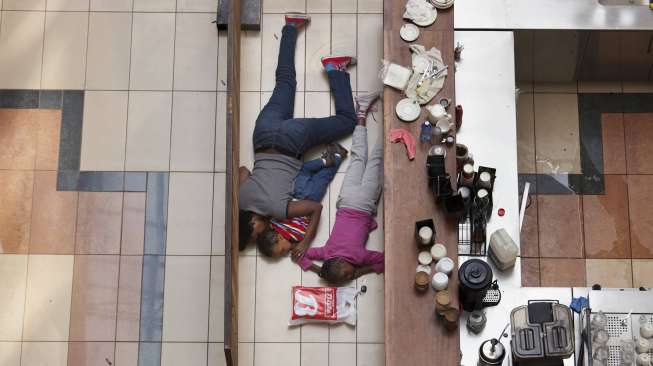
[{"left": 458, "top": 259, "right": 493, "bottom": 312}]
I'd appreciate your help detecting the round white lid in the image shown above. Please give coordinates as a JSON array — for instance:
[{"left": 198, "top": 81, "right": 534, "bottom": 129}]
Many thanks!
[
  {"left": 431, "top": 243, "right": 447, "bottom": 260},
  {"left": 463, "top": 164, "right": 474, "bottom": 175},
  {"left": 435, "top": 257, "right": 454, "bottom": 275},
  {"left": 400, "top": 23, "right": 419, "bottom": 42},
  {"left": 431, "top": 272, "right": 449, "bottom": 290},
  {"left": 480, "top": 171, "right": 491, "bottom": 182},
  {"left": 418, "top": 251, "right": 433, "bottom": 265},
  {"left": 416, "top": 264, "right": 432, "bottom": 274},
  {"left": 396, "top": 98, "right": 421, "bottom": 122}
]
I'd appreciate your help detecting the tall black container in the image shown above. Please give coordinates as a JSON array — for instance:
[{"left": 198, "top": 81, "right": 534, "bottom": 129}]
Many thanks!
[{"left": 458, "top": 259, "right": 493, "bottom": 312}]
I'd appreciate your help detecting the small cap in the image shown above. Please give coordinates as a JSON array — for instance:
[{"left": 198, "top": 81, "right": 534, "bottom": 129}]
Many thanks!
[
  {"left": 431, "top": 272, "right": 449, "bottom": 290},
  {"left": 430, "top": 243, "right": 447, "bottom": 261},
  {"left": 479, "top": 171, "right": 491, "bottom": 182},
  {"left": 458, "top": 186, "right": 471, "bottom": 199},
  {"left": 498, "top": 208, "right": 505, "bottom": 217},
  {"left": 477, "top": 188, "right": 489, "bottom": 199},
  {"left": 418, "top": 251, "right": 433, "bottom": 265},
  {"left": 435, "top": 257, "right": 454, "bottom": 275},
  {"left": 463, "top": 164, "right": 474, "bottom": 176},
  {"left": 416, "top": 264, "right": 432, "bottom": 274}
]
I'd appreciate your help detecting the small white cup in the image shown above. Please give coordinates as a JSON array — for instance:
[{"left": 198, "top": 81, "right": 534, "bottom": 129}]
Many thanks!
[
  {"left": 431, "top": 272, "right": 449, "bottom": 291},
  {"left": 435, "top": 257, "right": 455, "bottom": 275}
]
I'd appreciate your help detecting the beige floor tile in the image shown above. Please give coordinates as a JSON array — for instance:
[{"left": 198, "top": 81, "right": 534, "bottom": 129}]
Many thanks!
[
  {"left": 357, "top": 344, "right": 384, "bottom": 366},
  {"left": 0, "top": 171, "right": 34, "bottom": 254},
  {"left": 133, "top": 0, "right": 175, "bottom": 11},
  {"left": 357, "top": 14, "right": 383, "bottom": 93},
  {"left": 81, "top": 91, "right": 128, "bottom": 171},
  {"left": 41, "top": 12, "right": 88, "bottom": 89},
  {"left": 240, "top": 30, "right": 262, "bottom": 91},
  {"left": 304, "top": 14, "right": 330, "bottom": 92},
  {"left": 170, "top": 92, "right": 216, "bottom": 171},
  {"left": 90, "top": 0, "right": 133, "bottom": 11},
  {"left": 208, "top": 343, "right": 227, "bottom": 366},
  {"left": 329, "top": 343, "right": 356, "bottom": 366},
  {"left": 517, "top": 93, "right": 536, "bottom": 173},
  {"left": 300, "top": 271, "right": 330, "bottom": 342},
  {"left": 239, "top": 92, "right": 261, "bottom": 169},
  {"left": 21, "top": 342, "right": 67, "bottom": 366},
  {"left": 534, "top": 93, "right": 581, "bottom": 174},
  {"left": 3, "top": 0, "right": 44, "bottom": 9},
  {"left": 623, "top": 82, "right": 653, "bottom": 93},
  {"left": 121, "top": 193, "right": 145, "bottom": 255},
  {"left": 332, "top": 14, "right": 357, "bottom": 91},
  {"left": 215, "top": 92, "right": 227, "bottom": 172},
  {"left": 174, "top": 13, "right": 218, "bottom": 91},
  {"left": 34, "top": 110, "right": 61, "bottom": 171},
  {"left": 255, "top": 258, "right": 301, "bottom": 342},
  {"left": 633, "top": 259, "right": 653, "bottom": 288},
  {"left": 578, "top": 81, "right": 622, "bottom": 93},
  {"left": 0, "top": 110, "right": 37, "bottom": 170},
  {"left": 67, "top": 342, "right": 115, "bottom": 366},
  {"left": 167, "top": 173, "right": 213, "bottom": 255},
  {"left": 115, "top": 342, "right": 139, "bottom": 366},
  {"left": 47, "top": 0, "right": 88, "bottom": 10},
  {"left": 162, "top": 256, "right": 210, "bottom": 341},
  {"left": 301, "top": 343, "right": 328, "bottom": 366},
  {"left": 0, "top": 255, "right": 27, "bottom": 341},
  {"left": 239, "top": 342, "right": 255, "bottom": 366},
  {"left": 307, "top": 0, "right": 331, "bottom": 13},
  {"left": 177, "top": 0, "right": 216, "bottom": 11},
  {"left": 212, "top": 173, "right": 226, "bottom": 255},
  {"left": 162, "top": 343, "right": 207, "bottom": 366},
  {"left": 533, "top": 82, "right": 577, "bottom": 93},
  {"left": 261, "top": 14, "right": 306, "bottom": 92},
  {"left": 0, "top": 342, "right": 20, "bottom": 366},
  {"left": 218, "top": 32, "right": 228, "bottom": 91},
  {"left": 263, "top": 0, "right": 305, "bottom": 13},
  {"left": 130, "top": 13, "right": 175, "bottom": 90},
  {"left": 586, "top": 259, "right": 633, "bottom": 288},
  {"left": 125, "top": 91, "right": 172, "bottom": 171},
  {"left": 358, "top": 0, "right": 382, "bottom": 12},
  {"left": 0, "top": 11, "right": 44, "bottom": 89},
  {"left": 238, "top": 256, "right": 256, "bottom": 342},
  {"left": 75, "top": 192, "right": 123, "bottom": 254},
  {"left": 357, "top": 273, "right": 384, "bottom": 343},
  {"left": 255, "top": 343, "right": 300, "bottom": 366},
  {"left": 116, "top": 256, "right": 142, "bottom": 341},
  {"left": 209, "top": 256, "right": 225, "bottom": 342},
  {"left": 86, "top": 13, "right": 132, "bottom": 90},
  {"left": 23, "top": 255, "right": 73, "bottom": 341},
  {"left": 367, "top": 197, "right": 384, "bottom": 252},
  {"left": 332, "top": 0, "right": 356, "bottom": 12}
]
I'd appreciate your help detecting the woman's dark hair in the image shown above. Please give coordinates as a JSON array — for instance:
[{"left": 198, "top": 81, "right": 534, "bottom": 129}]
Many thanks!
[
  {"left": 256, "top": 227, "right": 279, "bottom": 257},
  {"left": 319, "top": 258, "right": 348, "bottom": 284},
  {"left": 238, "top": 210, "right": 254, "bottom": 250}
]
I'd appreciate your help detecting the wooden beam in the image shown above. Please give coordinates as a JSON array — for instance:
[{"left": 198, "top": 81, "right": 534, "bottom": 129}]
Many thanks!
[
  {"left": 224, "top": 0, "right": 241, "bottom": 364},
  {"left": 216, "top": 0, "right": 261, "bottom": 30}
]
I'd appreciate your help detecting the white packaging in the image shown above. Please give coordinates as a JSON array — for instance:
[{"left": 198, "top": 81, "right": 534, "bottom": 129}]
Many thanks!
[
  {"left": 290, "top": 286, "right": 357, "bottom": 326},
  {"left": 489, "top": 228, "right": 519, "bottom": 271},
  {"left": 381, "top": 61, "right": 412, "bottom": 91}
]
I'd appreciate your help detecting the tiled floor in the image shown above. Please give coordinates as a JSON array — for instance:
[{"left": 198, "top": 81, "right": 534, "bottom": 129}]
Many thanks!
[
  {"left": 517, "top": 81, "right": 653, "bottom": 289},
  {"left": 0, "top": 0, "right": 384, "bottom": 365}
]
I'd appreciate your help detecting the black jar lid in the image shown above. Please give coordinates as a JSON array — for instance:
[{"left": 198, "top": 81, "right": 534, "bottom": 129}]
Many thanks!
[{"left": 458, "top": 259, "right": 492, "bottom": 290}]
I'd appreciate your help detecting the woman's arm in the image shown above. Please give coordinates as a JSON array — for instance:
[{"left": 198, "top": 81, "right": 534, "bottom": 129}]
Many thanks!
[
  {"left": 238, "top": 166, "right": 251, "bottom": 184},
  {"left": 287, "top": 200, "right": 322, "bottom": 257}
]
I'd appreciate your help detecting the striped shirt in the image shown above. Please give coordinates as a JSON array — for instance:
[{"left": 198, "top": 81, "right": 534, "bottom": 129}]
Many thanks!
[{"left": 270, "top": 216, "right": 309, "bottom": 243}]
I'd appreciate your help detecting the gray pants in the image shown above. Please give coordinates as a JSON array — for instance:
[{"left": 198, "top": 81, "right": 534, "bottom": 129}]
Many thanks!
[{"left": 337, "top": 126, "right": 383, "bottom": 214}]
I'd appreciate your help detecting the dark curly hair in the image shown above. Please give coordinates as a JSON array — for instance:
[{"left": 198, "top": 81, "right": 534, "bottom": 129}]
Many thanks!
[
  {"left": 256, "top": 227, "right": 279, "bottom": 257},
  {"left": 319, "top": 258, "right": 350, "bottom": 285},
  {"left": 238, "top": 210, "right": 254, "bottom": 250}
]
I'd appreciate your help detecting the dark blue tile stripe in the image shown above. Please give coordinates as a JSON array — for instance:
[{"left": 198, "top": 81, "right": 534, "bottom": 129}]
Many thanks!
[
  {"left": 58, "top": 91, "right": 84, "bottom": 171},
  {"left": 126, "top": 172, "right": 148, "bottom": 192},
  {"left": 76, "top": 171, "right": 125, "bottom": 191},
  {"left": 38, "top": 90, "right": 63, "bottom": 109},
  {"left": 138, "top": 342, "right": 162, "bottom": 366},
  {"left": 139, "top": 255, "right": 166, "bottom": 343},
  {"left": 0, "top": 90, "right": 39, "bottom": 108},
  {"left": 144, "top": 173, "right": 169, "bottom": 255}
]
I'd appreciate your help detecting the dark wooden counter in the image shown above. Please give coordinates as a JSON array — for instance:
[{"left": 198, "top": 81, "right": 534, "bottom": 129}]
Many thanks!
[{"left": 383, "top": 2, "right": 460, "bottom": 366}]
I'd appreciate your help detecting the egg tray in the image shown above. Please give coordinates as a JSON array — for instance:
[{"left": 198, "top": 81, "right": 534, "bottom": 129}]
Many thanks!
[{"left": 590, "top": 312, "right": 653, "bottom": 366}]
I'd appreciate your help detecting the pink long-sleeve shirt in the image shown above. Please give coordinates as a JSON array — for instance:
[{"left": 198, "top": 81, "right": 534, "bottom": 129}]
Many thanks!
[{"left": 298, "top": 208, "right": 385, "bottom": 273}]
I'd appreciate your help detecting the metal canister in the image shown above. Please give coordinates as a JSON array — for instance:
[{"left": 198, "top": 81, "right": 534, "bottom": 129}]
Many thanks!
[
  {"left": 459, "top": 259, "right": 493, "bottom": 312},
  {"left": 478, "top": 339, "right": 505, "bottom": 366}
]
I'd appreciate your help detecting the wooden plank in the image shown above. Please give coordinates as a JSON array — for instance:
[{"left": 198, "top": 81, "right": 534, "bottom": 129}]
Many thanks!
[
  {"left": 224, "top": 0, "right": 241, "bottom": 364},
  {"left": 216, "top": 0, "right": 261, "bottom": 31},
  {"left": 383, "top": 3, "right": 460, "bottom": 366}
]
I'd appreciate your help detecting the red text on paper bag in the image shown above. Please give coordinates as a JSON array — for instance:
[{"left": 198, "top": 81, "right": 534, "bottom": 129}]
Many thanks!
[{"left": 291, "top": 286, "right": 338, "bottom": 321}]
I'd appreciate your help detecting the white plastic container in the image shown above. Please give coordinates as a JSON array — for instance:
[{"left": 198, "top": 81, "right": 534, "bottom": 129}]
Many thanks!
[
  {"left": 435, "top": 257, "right": 454, "bottom": 275},
  {"left": 636, "top": 338, "right": 650, "bottom": 354},
  {"left": 430, "top": 243, "right": 447, "bottom": 261},
  {"left": 416, "top": 264, "right": 432, "bottom": 275},
  {"left": 488, "top": 228, "right": 519, "bottom": 271},
  {"left": 431, "top": 272, "right": 449, "bottom": 291},
  {"left": 418, "top": 251, "right": 433, "bottom": 265}
]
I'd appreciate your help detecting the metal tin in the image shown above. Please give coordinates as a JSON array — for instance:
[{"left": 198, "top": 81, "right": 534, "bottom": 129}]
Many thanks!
[{"left": 478, "top": 339, "right": 505, "bottom": 366}]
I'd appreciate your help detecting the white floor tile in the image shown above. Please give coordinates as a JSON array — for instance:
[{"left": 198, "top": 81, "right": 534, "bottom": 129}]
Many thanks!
[
  {"left": 357, "top": 14, "right": 383, "bottom": 92},
  {"left": 161, "top": 343, "right": 207, "bottom": 366},
  {"left": 86, "top": 12, "right": 132, "bottom": 90},
  {"left": 239, "top": 342, "right": 254, "bottom": 366},
  {"left": 517, "top": 92, "right": 536, "bottom": 174},
  {"left": 23, "top": 255, "right": 74, "bottom": 341},
  {"left": 332, "top": 14, "right": 357, "bottom": 91},
  {"left": 174, "top": 13, "right": 218, "bottom": 91},
  {"left": 115, "top": 342, "right": 138, "bottom": 366},
  {"left": 80, "top": 91, "right": 128, "bottom": 171},
  {"left": 0, "top": 11, "right": 44, "bottom": 89},
  {"left": 358, "top": 0, "right": 382, "bottom": 13},
  {"left": 254, "top": 343, "right": 300, "bottom": 366},
  {"left": 215, "top": 92, "right": 227, "bottom": 172},
  {"left": 21, "top": 342, "right": 68, "bottom": 366},
  {"left": 125, "top": 91, "right": 172, "bottom": 171},
  {"left": 300, "top": 271, "right": 330, "bottom": 342},
  {"left": 90, "top": 0, "right": 133, "bottom": 11},
  {"left": 305, "top": 14, "right": 331, "bottom": 92},
  {"left": 533, "top": 93, "right": 581, "bottom": 174},
  {"left": 357, "top": 343, "right": 384, "bottom": 366},
  {"left": 133, "top": 0, "right": 175, "bottom": 11},
  {"left": 0, "top": 342, "right": 20, "bottom": 366},
  {"left": 332, "top": 0, "right": 356, "bottom": 12},
  {"left": 238, "top": 256, "right": 256, "bottom": 342},
  {"left": 177, "top": 0, "right": 216, "bottom": 11},
  {"left": 170, "top": 91, "right": 216, "bottom": 171},
  {"left": 208, "top": 343, "right": 227, "bottom": 366},
  {"left": 42, "top": 12, "right": 88, "bottom": 89},
  {"left": 209, "top": 256, "right": 225, "bottom": 342},
  {"left": 255, "top": 258, "right": 301, "bottom": 342},
  {"left": 357, "top": 273, "right": 384, "bottom": 342},
  {"left": 218, "top": 31, "right": 228, "bottom": 91},
  {"left": 329, "top": 343, "right": 356, "bottom": 366},
  {"left": 130, "top": 13, "right": 175, "bottom": 90},
  {"left": 212, "top": 173, "right": 226, "bottom": 255},
  {"left": 301, "top": 343, "right": 328, "bottom": 366},
  {"left": 47, "top": 0, "right": 88, "bottom": 10},
  {"left": 307, "top": 0, "right": 331, "bottom": 13},
  {"left": 167, "top": 173, "right": 214, "bottom": 255},
  {"left": 162, "top": 256, "right": 211, "bottom": 341},
  {"left": 0, "top": 255, "right": 27, "bottom": 341},
  {"left": 240, "top": 30, "right": 262, "bottom": 91},
  {"left": 263, "top": 0, "right": 305, "bottom": 13},
  {"left": 261, "top": 14, "right": 306, "bottom": 92},
  {"left": 239, "top": 92, "right": 261, "bottom": 170},
  {"left": 3, "top": 0, "right": 44, "bottom": 10}
]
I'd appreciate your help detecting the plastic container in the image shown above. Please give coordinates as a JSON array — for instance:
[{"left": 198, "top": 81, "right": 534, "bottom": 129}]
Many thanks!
[
  {"left": 488, "top": 229, "right": 519, "bottom": 271},
  {"left": 431, "top": 272, "right": 449, "bottom": 290},
  {"left": 636, "top": 353, "right": 651, "bottom": 366},
  {"left": 418, "top": 251, "right": 433, "bottom": 265},
  {"left": 435, "top": 257, "right": 454, "bottom": 275},
  {"left": 416, "top": 264, "right": 431, "bottom": 275},
  {"left": 636, "top": 338, "right": 650, "bottom": 354},
  {"left": 430, "top": 243, "right": 447, "bottom": 261}
]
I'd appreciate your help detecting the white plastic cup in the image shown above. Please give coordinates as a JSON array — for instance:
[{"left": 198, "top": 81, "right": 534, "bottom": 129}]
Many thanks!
[
  {"left": 636, "top": 338, "right": 650, "bottom": 354},
  {"left": 418, "top": 226, "right": 433, "bottom": 245},
  {"left": 431, "top": 272, "right": 449, "bottom": 291},
  {"left": 418, "top": 251, "right": 433, "bottom": 266},
  {"left": 416, "top": 264, "right": 432, "bottom": 275},
  {"left": 435, "top": 257, "right": 454, "bottom": 275},
  {"left": 430, "top": 243, "right": 447, "bottom": 262}
]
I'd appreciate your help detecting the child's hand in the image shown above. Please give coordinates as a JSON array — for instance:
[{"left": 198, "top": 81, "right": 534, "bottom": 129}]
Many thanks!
[{"left": 291, "top": 242, "right": 309, "bottom": 261}]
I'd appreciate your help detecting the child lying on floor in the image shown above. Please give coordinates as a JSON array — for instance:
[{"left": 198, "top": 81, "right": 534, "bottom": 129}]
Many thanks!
[
  {"left": 292, "top": 120, "right": 385, "bottom": 285},
  {"left": 255, "top": 92, "right": 380, "bottom": 259}
]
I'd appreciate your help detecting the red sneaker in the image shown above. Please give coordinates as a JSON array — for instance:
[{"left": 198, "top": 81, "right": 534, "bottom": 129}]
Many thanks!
[
  {"left": 284, "top": 12, "right": 310, "bottom": 28},
  {"left": 321, "top": 55, "right": 357, "bottom": 71}
]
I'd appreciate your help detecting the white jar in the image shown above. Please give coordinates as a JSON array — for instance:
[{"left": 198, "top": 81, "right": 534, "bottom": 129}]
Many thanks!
[
  {"left": 641, "top": 323, "right": 653, "bottom": 339},
  {"left": 431, "top": 272, "right": 449, "bottom": 291},
  {"left": 435, "top": 257, "right": 454, "bottom": 275},
  {"left": 636, "top": 338, "right": 650, "bottom": 354},
  {"left": 416, "top": 264, "right": 432, "bottom": 275},
  {"left": 418, "top": 251, "right": 433, "bottom": 266},
  {"left": 636, "top": 353, "right": 650, "bottom": 366},
  {"left": 431, "top": 243, "right": 447, "bottom": 261},
  {"left": 418, "top": 226, "right": 433, "bottom": 245}
]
